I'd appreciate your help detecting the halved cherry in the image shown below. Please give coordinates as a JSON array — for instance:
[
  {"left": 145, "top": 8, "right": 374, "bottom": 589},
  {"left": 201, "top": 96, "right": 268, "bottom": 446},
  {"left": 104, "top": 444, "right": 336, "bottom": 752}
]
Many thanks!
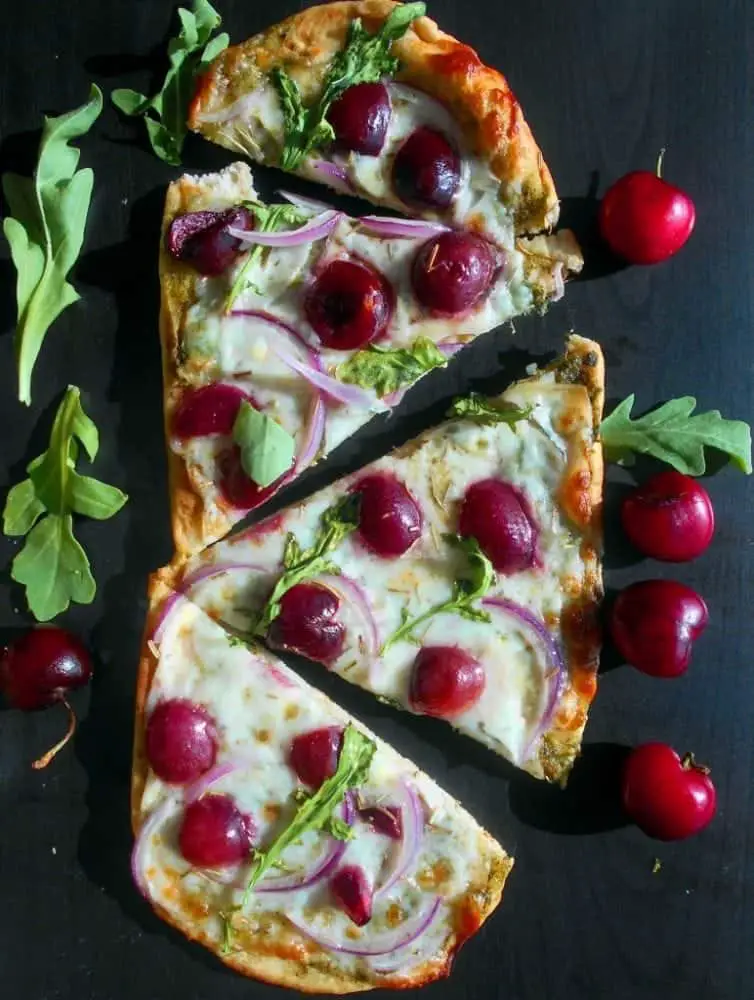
[
  {"left": 459, "top": 478, "right": 539, "bottom": 574},
  {"left": 392, "top": 127, "right": 460, "bottom": 210},
  {"left": 216, "top": 445, "right": 287, "bottom": 511},
  {"left": 352, "top": 473, "right": 423, "bottom": 558},
  {"left": 166, "top": 206, "right": 253, "bottom": 276},
  {"left": 268, "top": 583, "right": 346, "bottom": 664},
  {"left": 329, "top": 82, "right": 391, "bottom": 155},
  {"left": 304, "top": 259, "right": 394, "bottom": 350},
  {"left": 172, "top": 384, "right": 250, "bottom": 440},
  {"left": 412, "top": 231, "right": 497, "bottom": 316}
]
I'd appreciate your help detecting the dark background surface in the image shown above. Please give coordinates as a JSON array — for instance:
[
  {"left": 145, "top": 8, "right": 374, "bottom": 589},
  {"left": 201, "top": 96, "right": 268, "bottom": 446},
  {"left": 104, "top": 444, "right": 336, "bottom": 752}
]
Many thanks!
[{"left": 1, "top": 1, "right": 752, "bottom": 998}]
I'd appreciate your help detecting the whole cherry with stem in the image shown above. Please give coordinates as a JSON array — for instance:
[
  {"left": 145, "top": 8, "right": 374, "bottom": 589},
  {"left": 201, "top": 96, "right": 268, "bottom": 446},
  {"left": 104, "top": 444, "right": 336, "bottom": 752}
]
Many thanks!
[{"left": 0, "top": 627, "right": 92, "bottom": 769}]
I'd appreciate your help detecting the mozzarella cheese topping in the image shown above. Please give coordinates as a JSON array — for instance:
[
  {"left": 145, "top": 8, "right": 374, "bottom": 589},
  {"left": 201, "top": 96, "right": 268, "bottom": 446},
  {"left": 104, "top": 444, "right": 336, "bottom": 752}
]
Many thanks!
[
  {"left": 179, "top": 375, "right": 596, "bottom": 775},
  {"left": 136, "top": 599, "right": 505, "bottom": 982}
]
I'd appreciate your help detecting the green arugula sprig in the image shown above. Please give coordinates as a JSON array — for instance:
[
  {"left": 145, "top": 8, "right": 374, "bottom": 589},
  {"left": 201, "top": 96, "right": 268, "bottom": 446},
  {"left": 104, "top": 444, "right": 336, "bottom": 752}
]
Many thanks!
[
  {"left": 601, "top": 395, "right": 752, "bottom": 475},
  {"left": 224, "top": 202, "right": 308, "bottom": 311},
  {"left": 223, "top": 724, "right": 375, "bottom": 951},
  {"left": 253, "top": 495, "right": 361, "bottom": 636},
  {"left": 337, "top": 337, "right": 447, "bottom": 398},
  {"left": 273, "top": 2, "right": 425, "bottom": 171},
  {"left": 2, "top": 86, "right": 103, "bottom": 406},
  {"left": 447, "top": 394, "right": 532, "bottom": 427},
  {"left": 381, "top": 536, "right": 494, "bottom": 653},
  {"left": 232, "top": 401, "right": 296, "bottom": 488},
  {"left": 112, "top": 0, "right": 228, "bottom": 165},
  {"left": 3, "top": 387, "right": 128, "bottom": 621}
]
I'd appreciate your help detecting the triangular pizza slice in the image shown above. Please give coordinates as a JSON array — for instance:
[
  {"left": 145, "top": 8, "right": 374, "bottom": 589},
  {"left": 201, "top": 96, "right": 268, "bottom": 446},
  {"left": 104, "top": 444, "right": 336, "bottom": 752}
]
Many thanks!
[
  {"left": 160, "top": 161, "right": 580, "bottom": 554},
  {"left": 189, "top": 1, "right": 559, "bottom": 240},
  {"left": 157, "top": 336, "right": 604, "bottom": 782},
  {"left": 132, "top": 582, "right": 511, "bottom": 991}
]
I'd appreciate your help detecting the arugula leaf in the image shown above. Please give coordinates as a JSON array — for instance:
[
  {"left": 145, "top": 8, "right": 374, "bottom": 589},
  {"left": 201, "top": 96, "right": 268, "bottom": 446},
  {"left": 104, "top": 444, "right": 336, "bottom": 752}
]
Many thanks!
[
  {"left": 337, "top": 337, "right": 447, "bottom": 398},
  {"left": 601, "top": 395, "right": 752, "bottom": 475},
  {"left": 273, "top": 2, "right": 425, "bottom": 170},
  {"left": 381, "top": 536, "right": 494, "bottom": 653},
  {"left": 2, "top": 387, "right": 128, "bottom": 621},
  {"left": 224, "top": 202, "right": 308, "bottom": 311},
  {"left": 447, "top": 394, "right": 532, "bottom": 427},
  {"left": 2, "top": 85, "right": 102, "bottom": 405},
  {"left": 112, "top": 0, "right": 228, "bottom": 165},
  {"left": 223, "top": 724, "right": 375, "bottom": 949},
  {"left": 232, "top": 401, "right": 296, "bottom": 489},
  {"left": 253, "top": 495, "right": 361, "bottom": 636}
]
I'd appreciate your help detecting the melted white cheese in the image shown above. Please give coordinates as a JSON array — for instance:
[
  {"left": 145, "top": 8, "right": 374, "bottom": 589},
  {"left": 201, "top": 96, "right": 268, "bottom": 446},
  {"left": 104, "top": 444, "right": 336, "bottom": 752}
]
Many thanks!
[
  {"left": 138, "top": 600, "right": 502, "bottom": 980},
  {"left": 180, "top": 384, "right": 592, "bottom": 772}
]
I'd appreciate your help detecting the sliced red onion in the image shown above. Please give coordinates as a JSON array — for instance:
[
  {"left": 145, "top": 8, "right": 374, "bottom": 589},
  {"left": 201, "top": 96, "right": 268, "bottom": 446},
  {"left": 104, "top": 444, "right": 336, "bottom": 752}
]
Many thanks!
[
  {"left": 151, "top": 592, "right": 191, "bottom": 646},
  {"left": 131, "top": 796, "right": 181, "bottom": 900},
  {"left": 298, "top": 391, "right": 326, "bottom": 469},
  {"left": 184, "top": 760, "right": 240, "bottom": 805},
  {"left": 288, "top": 893, "right": 442, "bottom": 956},
  {"left": 265, "top": 335, "right": 382, "bottom": 410},
  {"left": 359, "top": 215, "right": 450, "bottom": 240},
  {"left": 316, "top": 573, "right": 380, "bottom": 661},
  {"left": 278, "top": 189, "right": 334, "bottom": 215},
  {"left": 178, "top": 562, "right": 272, "bottom": 597},
  {"left": 373, "top": 780, "right": 424, "bottom": 899},
  {"left": 309, "top": 158, "right": 353, "bottom": 192},
  {"left": 227, "top": 210, "right": 341, "bottom": 248},
  {"left": 228, "top": 308, "right": 316, "bottom": 352},
  {"left": 481, "top": 597, "right": 567, "bottom": 759}
]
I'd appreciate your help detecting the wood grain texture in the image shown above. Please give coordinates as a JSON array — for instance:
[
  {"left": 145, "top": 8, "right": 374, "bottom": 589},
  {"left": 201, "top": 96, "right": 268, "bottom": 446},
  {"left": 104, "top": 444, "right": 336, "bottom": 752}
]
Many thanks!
[{"left": 0, "top": 1, "right": 752, "bottom": 998}]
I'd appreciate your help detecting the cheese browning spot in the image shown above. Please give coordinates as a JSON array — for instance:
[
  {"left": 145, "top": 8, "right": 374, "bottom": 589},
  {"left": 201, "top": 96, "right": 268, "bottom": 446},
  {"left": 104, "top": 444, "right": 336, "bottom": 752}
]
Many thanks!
[
  {"left": 418, "top": 858, "right": 454, "bottom": 890},
  {"left": 255, "top": 728, "right": 271, "bottom": 743},
  {"left": 386, "top": 902, "right": 405, "bottom": 927},
  {"left": 264, "top": 802, "right": 282, "bottom": 823}
]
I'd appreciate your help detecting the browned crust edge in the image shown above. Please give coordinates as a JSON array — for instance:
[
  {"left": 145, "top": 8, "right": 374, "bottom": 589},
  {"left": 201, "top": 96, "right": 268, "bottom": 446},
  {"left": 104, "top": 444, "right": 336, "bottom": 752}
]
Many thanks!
[
  {"left": 189, "top": 0, "right": 558, "bottom": 233},
  {"left": 132, "top": 580, "right": 513, "bottom": 992},
  {"left": 535, "top": 335, "right": 604, "bottom": 783}
]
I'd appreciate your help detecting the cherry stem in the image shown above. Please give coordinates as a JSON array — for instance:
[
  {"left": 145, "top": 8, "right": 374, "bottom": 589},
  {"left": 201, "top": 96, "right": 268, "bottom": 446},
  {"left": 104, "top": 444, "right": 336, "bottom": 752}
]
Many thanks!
[
  {"left": 681, "top": 750, "right": 710, "bottom": 775},
  {"left": 656, "top": 147, "right": 666, "bottom": 179},
  {"left": 32, "top": 696, "right": 77, "bottom": 770}
]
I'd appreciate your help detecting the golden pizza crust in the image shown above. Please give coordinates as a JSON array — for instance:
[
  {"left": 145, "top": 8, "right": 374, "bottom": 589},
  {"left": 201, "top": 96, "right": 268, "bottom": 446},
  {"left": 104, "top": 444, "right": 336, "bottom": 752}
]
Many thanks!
[
  {"left": 159, "top": 163, "right": 261, "bottom": 556},
  {"left": 189, "top": 0, "right": 558, "bottom": 233},
  {"left": 503, "top": 335, "right": 604, "bottom": 782},
  {"left": 132, "top": 580, "right": 513, "bottom": 992}
]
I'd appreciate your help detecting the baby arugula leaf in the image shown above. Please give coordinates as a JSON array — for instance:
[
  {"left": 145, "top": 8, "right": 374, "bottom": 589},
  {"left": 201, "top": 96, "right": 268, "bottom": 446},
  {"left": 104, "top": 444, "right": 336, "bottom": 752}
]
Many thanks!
[
  {"left": 232, "top": 401, "right": 296, "bottom": 489},
  {"left": 601, "top": 395, "right": 752, "bottom": 475},
  {"left": 337, "top": 337, "right": 447, "bottom": 398},
  {"left": 222, "top": 724, "right": 375, "bottom": 951},
  {"left": 3, "top": 387, "right": 128, "bottom": 621},
  {"left": 252, "top": 495, "right": 361, "bottom": 636},
  {"left": 224, "top": 202, "right": 308, "bottom": 311},
  {"left": 112, "top": 0, "right": 228, "bottom": 165},
  {"left": 381, "top": 536, "right": 494, "bottom": 653},
  {"left": 2, "top": 85, "right": 102, "bottom": 405},
  {"left": 447, "top": 394, "right": 532, "bottom": 426},
  {"left": 273, "top": 2, "right": 425, "bottom": 170}
]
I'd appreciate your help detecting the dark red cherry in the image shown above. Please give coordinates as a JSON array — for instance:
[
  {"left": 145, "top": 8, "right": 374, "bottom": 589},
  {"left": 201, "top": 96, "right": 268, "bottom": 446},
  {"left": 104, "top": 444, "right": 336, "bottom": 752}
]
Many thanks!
[
  {"left": 0, "top": 627, "right": 92, "bottom": 770},
  {"left": 289, "top": 726, "right": 344, "bottom": 788},
  {"left": 178, "top": 794, "right": 255, "bottom": 868},
  {"left": 166, "top": 206, "right": 253, "bottom": 276},
  {"left": 172, "top": 384, "right": 250, "bottom": 440},
  {"left": 145, "top": 699, "right": 219, "bottom": 784},
  {"left": 352, "top": 473, "right": 423, "bottom": 558},
  {"left": 459, "top": 478, "right": 539, "bottom": 574},
  {"left": 330, "top": 864, "right": 372, "bottom": 926},
  {"left": 610, "top": 580, "right": 709, "bottom": 678},
  {"left": 409, "top": 645, "right": 486, "bottom": 718},
  {"left": 1, "top": 627, "right": 91, "bottom": 711},
  {"left": 216, "top": 445, "right": 288, "bottom": 511},
  {"left": 412, "top": 231, "right": 497, "bottom": 315},
  {"left": 329, "top": 82, "right": 391, "bottom": 156},
  {"left": 267, "top": 583, "right": 346, "bottom": 664},
  {"left": 358, "top": 805, "right": 402, "bottom": 840},
  {"left": 392, "top": 126, "right": 460, "bottom": 211},
  {"left": 305, "top": 259, "right": 394, "bottom": 350},
  {"left": 621, "top": 470, "right": 715, "bottom": 562}
]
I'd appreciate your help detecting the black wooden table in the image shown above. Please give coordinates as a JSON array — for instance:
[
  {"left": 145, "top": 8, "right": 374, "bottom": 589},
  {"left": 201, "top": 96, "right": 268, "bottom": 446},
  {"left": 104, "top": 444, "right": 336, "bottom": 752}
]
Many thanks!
[{"left": 1, "top": 2, "right": 752, "bottom": 998}]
